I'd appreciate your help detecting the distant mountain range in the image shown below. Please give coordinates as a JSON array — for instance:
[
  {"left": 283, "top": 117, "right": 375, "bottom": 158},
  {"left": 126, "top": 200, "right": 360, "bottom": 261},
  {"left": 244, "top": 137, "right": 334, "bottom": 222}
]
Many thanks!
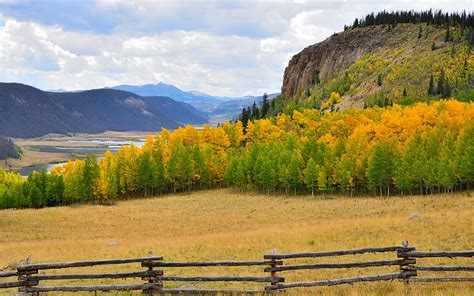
[
  {"left": 111, "top": 82, "right": 279, "bottom": 122},
  {"left": 0, "top": 83, "right": 208, "bottom": 138}
]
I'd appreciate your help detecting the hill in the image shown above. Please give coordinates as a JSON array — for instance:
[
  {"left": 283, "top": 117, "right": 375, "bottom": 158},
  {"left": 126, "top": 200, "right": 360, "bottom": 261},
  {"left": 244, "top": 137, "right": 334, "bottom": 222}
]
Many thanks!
[
  {"left": 0, "top": 136, "right": 21, "bottom": 160},
  {"left": 275, "top": 15, "right": 473, "bottom": 113},
  {"left": 0, "top": 83, "right": 208, "bottom": 138}
]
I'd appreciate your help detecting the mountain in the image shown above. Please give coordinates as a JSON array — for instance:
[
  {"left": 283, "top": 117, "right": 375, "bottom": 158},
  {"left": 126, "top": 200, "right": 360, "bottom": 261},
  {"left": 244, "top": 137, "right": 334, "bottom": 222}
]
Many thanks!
[
  {"left": 111, "top": 82, "right": 220, "bottom": 112},
  {"left": 278, "top": 19, "right": 473, "bottom": 112},
  {"left": 111, "top": 82, "right": 280, "bottom": 122},
  {"left": 0, "top": 83, "right": 208, "bottom": 138}
]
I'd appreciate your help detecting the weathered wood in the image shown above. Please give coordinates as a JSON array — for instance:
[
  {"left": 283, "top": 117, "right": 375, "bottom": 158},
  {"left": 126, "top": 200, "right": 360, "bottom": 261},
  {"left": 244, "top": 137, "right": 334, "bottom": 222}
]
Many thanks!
[
  {"left": 23, "top": 282, "right": 163, "bottom": 292},
  {"left": 143, "top": 260, "right": 282, "bottom": 268},
  {"left": 158, "top": 288, "right": 268, "bottom": 294},
  {"left": 0, "top": 271, "right": 19, "bottom": 278},
  {"left": 264, "top": 246, "right": 414, "bottom": 259},
  {"left": 264, "top": 259, "right": 415, "bottom": 272},
  {"left": 407, "top": 277, "right": 474, "bottom": 282},
  {"left": 20, "top": 270, "right": 164, "bottom": 281},
  {"left": 414, "top": 266, "right": 474, "bottom": 272},
  {"left": 0, "top": 281, "right": 25, "bottom": 289},
  {"left": 17, "top": 256, "right": 163, "bottom": 271},
  {"left": 0, "top": 270, "right": 37, "bottom": 278},
  {"left": 398, "top": 250, "right": 474, "bottom": 258},
  {"left": 158, "top": 276, "right": 284, "bottom": 283},
  {"left": 265, "top": 271, "right": 416, "bottom": 290}
]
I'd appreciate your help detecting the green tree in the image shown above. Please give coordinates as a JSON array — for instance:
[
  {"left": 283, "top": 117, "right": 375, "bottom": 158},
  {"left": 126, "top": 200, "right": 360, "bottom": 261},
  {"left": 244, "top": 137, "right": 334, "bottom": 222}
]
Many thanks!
[
  {"left": 367, "top": 141, "right": 396, "bottom": 196},
  {"left": 82, "top": 154, "right": 99, "bottom": 201},
  {"left": 288, "top": 155, "right": 302, "bottom": 195},
  {"left": 303, "top": 158, "right": 318, "bottom": 196},
  {"left": 137, "top": 151, "right": 155, "bottom": 196},
  {"left": 46, "top": 174, "right": 64, "bottom": 206}
]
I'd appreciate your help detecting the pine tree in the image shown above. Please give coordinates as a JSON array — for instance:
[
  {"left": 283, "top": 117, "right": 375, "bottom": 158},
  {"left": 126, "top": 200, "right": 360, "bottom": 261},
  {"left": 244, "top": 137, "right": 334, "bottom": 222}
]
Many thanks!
[
  {"left": 377, "top": 74, "right": 383, "bottom": 86},
  {"left": 445, "top": 26, "right": 451, "bottom": 42},
  {"left": 443, "top": 79, "right": 451, "bottom": 98},
  {"left": 402, "top": 87, "right": 407, "bottom": 97},
  {"left": 251, "top": 101, "right": 259, "bottom": 119},
  {"left": 261, "top": 93, "right": 270, "bottom": 118},
  {"left": 428, "top": 74, "right": 435, "bottom": 95},
  {"left": 437, "top": 69, "right": 445, "bottom": 96}
]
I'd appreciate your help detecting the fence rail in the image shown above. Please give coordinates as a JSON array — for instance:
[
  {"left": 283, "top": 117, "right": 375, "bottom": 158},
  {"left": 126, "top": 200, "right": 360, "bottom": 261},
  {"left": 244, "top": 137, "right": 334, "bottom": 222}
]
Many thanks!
[{"left": 0, "top": 241, "right": 472, "bottom": 294}]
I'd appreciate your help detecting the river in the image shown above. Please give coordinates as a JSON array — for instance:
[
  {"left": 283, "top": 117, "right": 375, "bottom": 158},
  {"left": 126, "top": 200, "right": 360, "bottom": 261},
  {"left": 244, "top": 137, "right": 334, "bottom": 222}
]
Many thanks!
[{"left": 19, "top": 138, "right": 145, "bottom": 177}]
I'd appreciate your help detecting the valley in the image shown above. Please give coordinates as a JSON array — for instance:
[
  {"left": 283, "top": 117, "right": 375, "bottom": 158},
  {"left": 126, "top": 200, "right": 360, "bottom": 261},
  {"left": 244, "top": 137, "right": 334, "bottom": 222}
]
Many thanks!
[{"left": 1, "top": 132, "right": 154, "bottom": 176}]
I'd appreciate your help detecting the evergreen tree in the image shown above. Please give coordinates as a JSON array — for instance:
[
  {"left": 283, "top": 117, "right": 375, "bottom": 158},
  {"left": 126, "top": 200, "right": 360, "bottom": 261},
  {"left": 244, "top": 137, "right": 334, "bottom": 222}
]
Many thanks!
[
  {"left": 445, "top": 26, "right": 451, "bottom": 42},
  {"left": 428, "top": 74, "right": 435, "bottom": 95},
  {"left": 437, "top": 69, "right": 445, "bottom": 96},
  {"left": 377, "top": 74, "right": 383, "bottom": 86},
  {"left": 261, "top": 93, "right": 270, "bottom": 118},
  {"left": 251, "top": 101, "right": 259, "bottom": 119}
]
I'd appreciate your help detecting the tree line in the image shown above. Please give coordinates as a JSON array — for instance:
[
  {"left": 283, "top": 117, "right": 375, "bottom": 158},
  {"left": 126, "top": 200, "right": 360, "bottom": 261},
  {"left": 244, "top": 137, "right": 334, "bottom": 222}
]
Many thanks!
[
  {"left": 346, "top": 10, "right": 473, "bottom": 31},
  {"left": 0, "top": 100, "right": 472, "bottom": 209}
]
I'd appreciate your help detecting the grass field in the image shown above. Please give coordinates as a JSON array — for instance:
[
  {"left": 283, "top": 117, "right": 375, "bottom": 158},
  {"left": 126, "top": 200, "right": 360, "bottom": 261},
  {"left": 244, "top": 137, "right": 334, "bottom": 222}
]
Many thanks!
[{"left": 0, "top": 189, "right": 473, "bottom": 295}]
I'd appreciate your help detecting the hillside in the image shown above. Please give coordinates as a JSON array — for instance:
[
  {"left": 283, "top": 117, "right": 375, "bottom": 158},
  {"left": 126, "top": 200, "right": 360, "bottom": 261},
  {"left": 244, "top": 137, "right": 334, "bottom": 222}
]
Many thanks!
[
  {"left": 277, "top": 22, "right": 473, "bottom": 112},
  {"left": 0, "top": 136, "right": 20, "bottom": 160},
  {"left": 0, "top": 83, "right": 208, "bottom": 138}
]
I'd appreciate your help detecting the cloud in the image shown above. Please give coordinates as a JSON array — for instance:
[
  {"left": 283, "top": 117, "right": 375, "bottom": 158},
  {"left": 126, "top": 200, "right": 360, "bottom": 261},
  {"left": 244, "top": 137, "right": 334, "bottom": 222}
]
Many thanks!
[{"left": 0, "top": 0, "right": 472, "bottom": 96}]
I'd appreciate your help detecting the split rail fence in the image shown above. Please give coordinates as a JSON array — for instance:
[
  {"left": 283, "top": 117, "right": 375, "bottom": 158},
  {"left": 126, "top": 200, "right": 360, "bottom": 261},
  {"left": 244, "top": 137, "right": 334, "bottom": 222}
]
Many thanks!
[{"left": 0, "top": 242, "right": 472, "bottom": 294}]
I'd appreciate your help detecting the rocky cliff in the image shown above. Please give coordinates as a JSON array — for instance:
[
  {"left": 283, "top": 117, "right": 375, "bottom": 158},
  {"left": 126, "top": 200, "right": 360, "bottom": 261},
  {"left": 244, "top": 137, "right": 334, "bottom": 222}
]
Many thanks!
[
  {"left": 282, "top": 26, "right": 391, "bottom": 99},
  {"left": 280, "top": 23, "right": 473, "bottom": 109}
]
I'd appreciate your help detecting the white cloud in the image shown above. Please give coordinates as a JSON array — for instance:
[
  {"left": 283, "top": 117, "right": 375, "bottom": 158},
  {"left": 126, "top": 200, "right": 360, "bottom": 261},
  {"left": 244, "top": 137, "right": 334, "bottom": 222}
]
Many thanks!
[{"left": 0, "top": 1, "right": 472, "bottom": 96}]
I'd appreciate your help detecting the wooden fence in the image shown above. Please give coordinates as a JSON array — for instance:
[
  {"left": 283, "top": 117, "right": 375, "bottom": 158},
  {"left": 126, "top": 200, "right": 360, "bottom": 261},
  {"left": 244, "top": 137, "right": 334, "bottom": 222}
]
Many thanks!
[{"left": 0, "top": 242, "right": 472, "bottom": 294}]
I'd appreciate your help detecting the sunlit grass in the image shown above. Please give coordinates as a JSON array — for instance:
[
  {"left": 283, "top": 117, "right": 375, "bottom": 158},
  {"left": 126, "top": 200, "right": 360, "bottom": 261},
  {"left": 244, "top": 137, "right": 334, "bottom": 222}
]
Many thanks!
[{"left": 0, "top": 189, "right": 473, "bottom": 295}]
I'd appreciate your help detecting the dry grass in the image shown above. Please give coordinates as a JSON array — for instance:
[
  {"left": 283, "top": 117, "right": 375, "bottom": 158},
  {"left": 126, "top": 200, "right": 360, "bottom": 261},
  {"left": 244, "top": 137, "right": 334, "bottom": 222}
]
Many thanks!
[
  {"left": 0, "top": 149, "right": 71, "bottom": 171},
  {"left": 0, "top": 189, "right": 473, "bottom": 295}
]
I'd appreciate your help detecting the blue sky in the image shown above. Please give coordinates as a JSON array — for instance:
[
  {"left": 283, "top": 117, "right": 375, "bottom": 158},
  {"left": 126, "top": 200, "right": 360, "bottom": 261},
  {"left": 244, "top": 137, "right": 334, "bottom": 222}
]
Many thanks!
[{"left": 0, "top": 0, "right": 472, "bottom": 96}]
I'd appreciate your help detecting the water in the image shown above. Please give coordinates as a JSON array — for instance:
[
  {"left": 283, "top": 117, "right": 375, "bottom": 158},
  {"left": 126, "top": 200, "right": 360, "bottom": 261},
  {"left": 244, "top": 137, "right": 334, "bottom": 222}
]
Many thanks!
[{"left": 19, "top": 138, "right": 145, "bottom": 177}]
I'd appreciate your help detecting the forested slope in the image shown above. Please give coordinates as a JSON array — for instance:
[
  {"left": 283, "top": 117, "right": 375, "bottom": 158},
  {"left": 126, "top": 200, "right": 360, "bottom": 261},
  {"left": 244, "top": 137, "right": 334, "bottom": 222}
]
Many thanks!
[
  {"left": 1, "top": 100, "right": 472, "bottom": 209},
  {"left": 274, "top": 10, "right": 473, "bottom": 115}
]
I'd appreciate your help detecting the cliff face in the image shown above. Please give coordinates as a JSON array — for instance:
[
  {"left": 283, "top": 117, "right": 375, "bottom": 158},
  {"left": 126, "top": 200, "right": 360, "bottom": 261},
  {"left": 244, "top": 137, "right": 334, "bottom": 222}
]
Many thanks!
[{"left": 281, "top": 26, "right": 391, "bottom": 99}]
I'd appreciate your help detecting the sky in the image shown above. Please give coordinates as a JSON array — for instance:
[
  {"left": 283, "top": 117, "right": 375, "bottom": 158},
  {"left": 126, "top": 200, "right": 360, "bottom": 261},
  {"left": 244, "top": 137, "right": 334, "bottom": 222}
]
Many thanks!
[{"left": 0, "top": 1, "right": 472, "bottom": 96}]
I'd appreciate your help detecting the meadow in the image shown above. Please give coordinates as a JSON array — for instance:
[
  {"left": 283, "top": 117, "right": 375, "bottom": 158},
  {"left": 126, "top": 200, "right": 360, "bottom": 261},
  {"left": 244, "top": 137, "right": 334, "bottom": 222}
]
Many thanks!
[{"left": 1, "top": 189, "right": 473, "bottom": 295}]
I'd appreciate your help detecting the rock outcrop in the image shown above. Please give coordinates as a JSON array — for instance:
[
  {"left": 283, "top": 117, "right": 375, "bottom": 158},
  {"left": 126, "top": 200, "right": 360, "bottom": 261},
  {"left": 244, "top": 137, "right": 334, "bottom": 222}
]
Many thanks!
[{"left": 281, "top": 26, "right": 391, "bottom": 98}]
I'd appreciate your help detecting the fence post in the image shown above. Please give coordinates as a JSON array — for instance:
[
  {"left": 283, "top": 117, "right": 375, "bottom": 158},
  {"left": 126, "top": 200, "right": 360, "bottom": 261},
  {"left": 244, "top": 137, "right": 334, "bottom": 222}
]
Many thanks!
[
  {"left": 265, "top": 248, "right": 280, "bottom": 291},
  {"left": 17, "top": 257, "right": 39, "bottom": 296},
  {"left": 142, "top": 251, "right": 162, "bottom": 294},
  {"left": 398, "top": 241, "right": 417, "bottom": 295}
]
